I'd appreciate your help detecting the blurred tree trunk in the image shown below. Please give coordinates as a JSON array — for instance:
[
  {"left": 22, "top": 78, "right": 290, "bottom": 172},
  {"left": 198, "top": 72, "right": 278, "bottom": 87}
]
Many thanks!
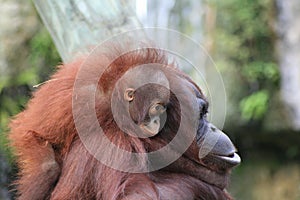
[
  {"left": 33, "top": 0, "right": 142, "bottom": 62},
  {"left": 276, "top": 0, "right": 300, "bottom": 130}
]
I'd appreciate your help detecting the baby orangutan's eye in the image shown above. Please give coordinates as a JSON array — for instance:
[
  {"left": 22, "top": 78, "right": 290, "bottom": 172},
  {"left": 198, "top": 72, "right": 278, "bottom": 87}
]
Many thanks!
[{"left": 149, "top": 103, "right": 166, "bottom": 116}]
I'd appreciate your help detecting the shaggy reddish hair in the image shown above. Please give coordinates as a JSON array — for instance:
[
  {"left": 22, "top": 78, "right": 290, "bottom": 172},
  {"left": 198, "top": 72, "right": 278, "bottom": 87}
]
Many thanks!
[{"left": 10, "top": 47, "right": 233, "bottom": 200}]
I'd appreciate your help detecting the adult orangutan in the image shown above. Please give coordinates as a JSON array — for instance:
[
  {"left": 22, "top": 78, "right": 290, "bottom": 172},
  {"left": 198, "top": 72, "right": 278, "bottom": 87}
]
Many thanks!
[{"left": 9, "top": 46, "right": 240, "bottom": 200}]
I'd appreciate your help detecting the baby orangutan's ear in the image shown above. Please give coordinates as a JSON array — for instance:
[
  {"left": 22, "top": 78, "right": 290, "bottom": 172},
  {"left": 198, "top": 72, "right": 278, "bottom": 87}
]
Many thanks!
[{"left": 124, "top": 88, "right": 135, "bottom": 102}]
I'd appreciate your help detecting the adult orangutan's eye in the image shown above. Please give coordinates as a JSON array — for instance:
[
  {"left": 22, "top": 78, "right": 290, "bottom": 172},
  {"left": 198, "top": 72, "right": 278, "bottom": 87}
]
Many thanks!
[{"left": 197, "top": 98, "right": 208, "bottom": 118}]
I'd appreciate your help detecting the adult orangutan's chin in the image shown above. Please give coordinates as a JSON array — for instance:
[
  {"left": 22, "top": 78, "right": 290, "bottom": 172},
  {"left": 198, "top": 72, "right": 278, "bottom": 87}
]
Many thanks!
[{"left": 9, "top": 46, "right": 240, "bottom": 200}]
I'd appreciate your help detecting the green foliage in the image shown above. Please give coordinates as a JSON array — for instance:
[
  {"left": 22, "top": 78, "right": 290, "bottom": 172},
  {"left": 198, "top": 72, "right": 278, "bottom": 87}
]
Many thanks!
[
  {"left": 240, "top": 90, "right": 269, "bottom": 121},
  {"left": 210, "top": 0, "right": 279, "bottom": 123},
  {"left": 242, "top": 61, "right": 279, "bottom": 83},
  {"left": 28, "top": 28, "right": 61, "bottom": 81}
]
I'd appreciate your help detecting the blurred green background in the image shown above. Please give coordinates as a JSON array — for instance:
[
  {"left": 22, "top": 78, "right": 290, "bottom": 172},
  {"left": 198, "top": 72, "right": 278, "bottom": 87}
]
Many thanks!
[{"left": 1, "top": 0, "right": 300, "bottom": 199}]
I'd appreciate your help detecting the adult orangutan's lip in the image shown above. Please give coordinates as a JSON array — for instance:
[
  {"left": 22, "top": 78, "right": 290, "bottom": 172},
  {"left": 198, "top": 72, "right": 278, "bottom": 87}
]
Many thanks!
[
  {"left": 187, "top": 157, "right": 231, "bottom": 190},
  {"left": 214, "top": 152, "right": 241, "bottom": 167},
  {"left": 197, "top": 123, "right": 241, "bottom": 169}
]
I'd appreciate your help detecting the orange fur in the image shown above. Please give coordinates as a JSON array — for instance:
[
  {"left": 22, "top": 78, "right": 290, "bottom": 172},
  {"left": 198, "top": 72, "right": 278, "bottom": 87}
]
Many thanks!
[{"left": 9, "top": 48, "right": 232, "bottom": 200}]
